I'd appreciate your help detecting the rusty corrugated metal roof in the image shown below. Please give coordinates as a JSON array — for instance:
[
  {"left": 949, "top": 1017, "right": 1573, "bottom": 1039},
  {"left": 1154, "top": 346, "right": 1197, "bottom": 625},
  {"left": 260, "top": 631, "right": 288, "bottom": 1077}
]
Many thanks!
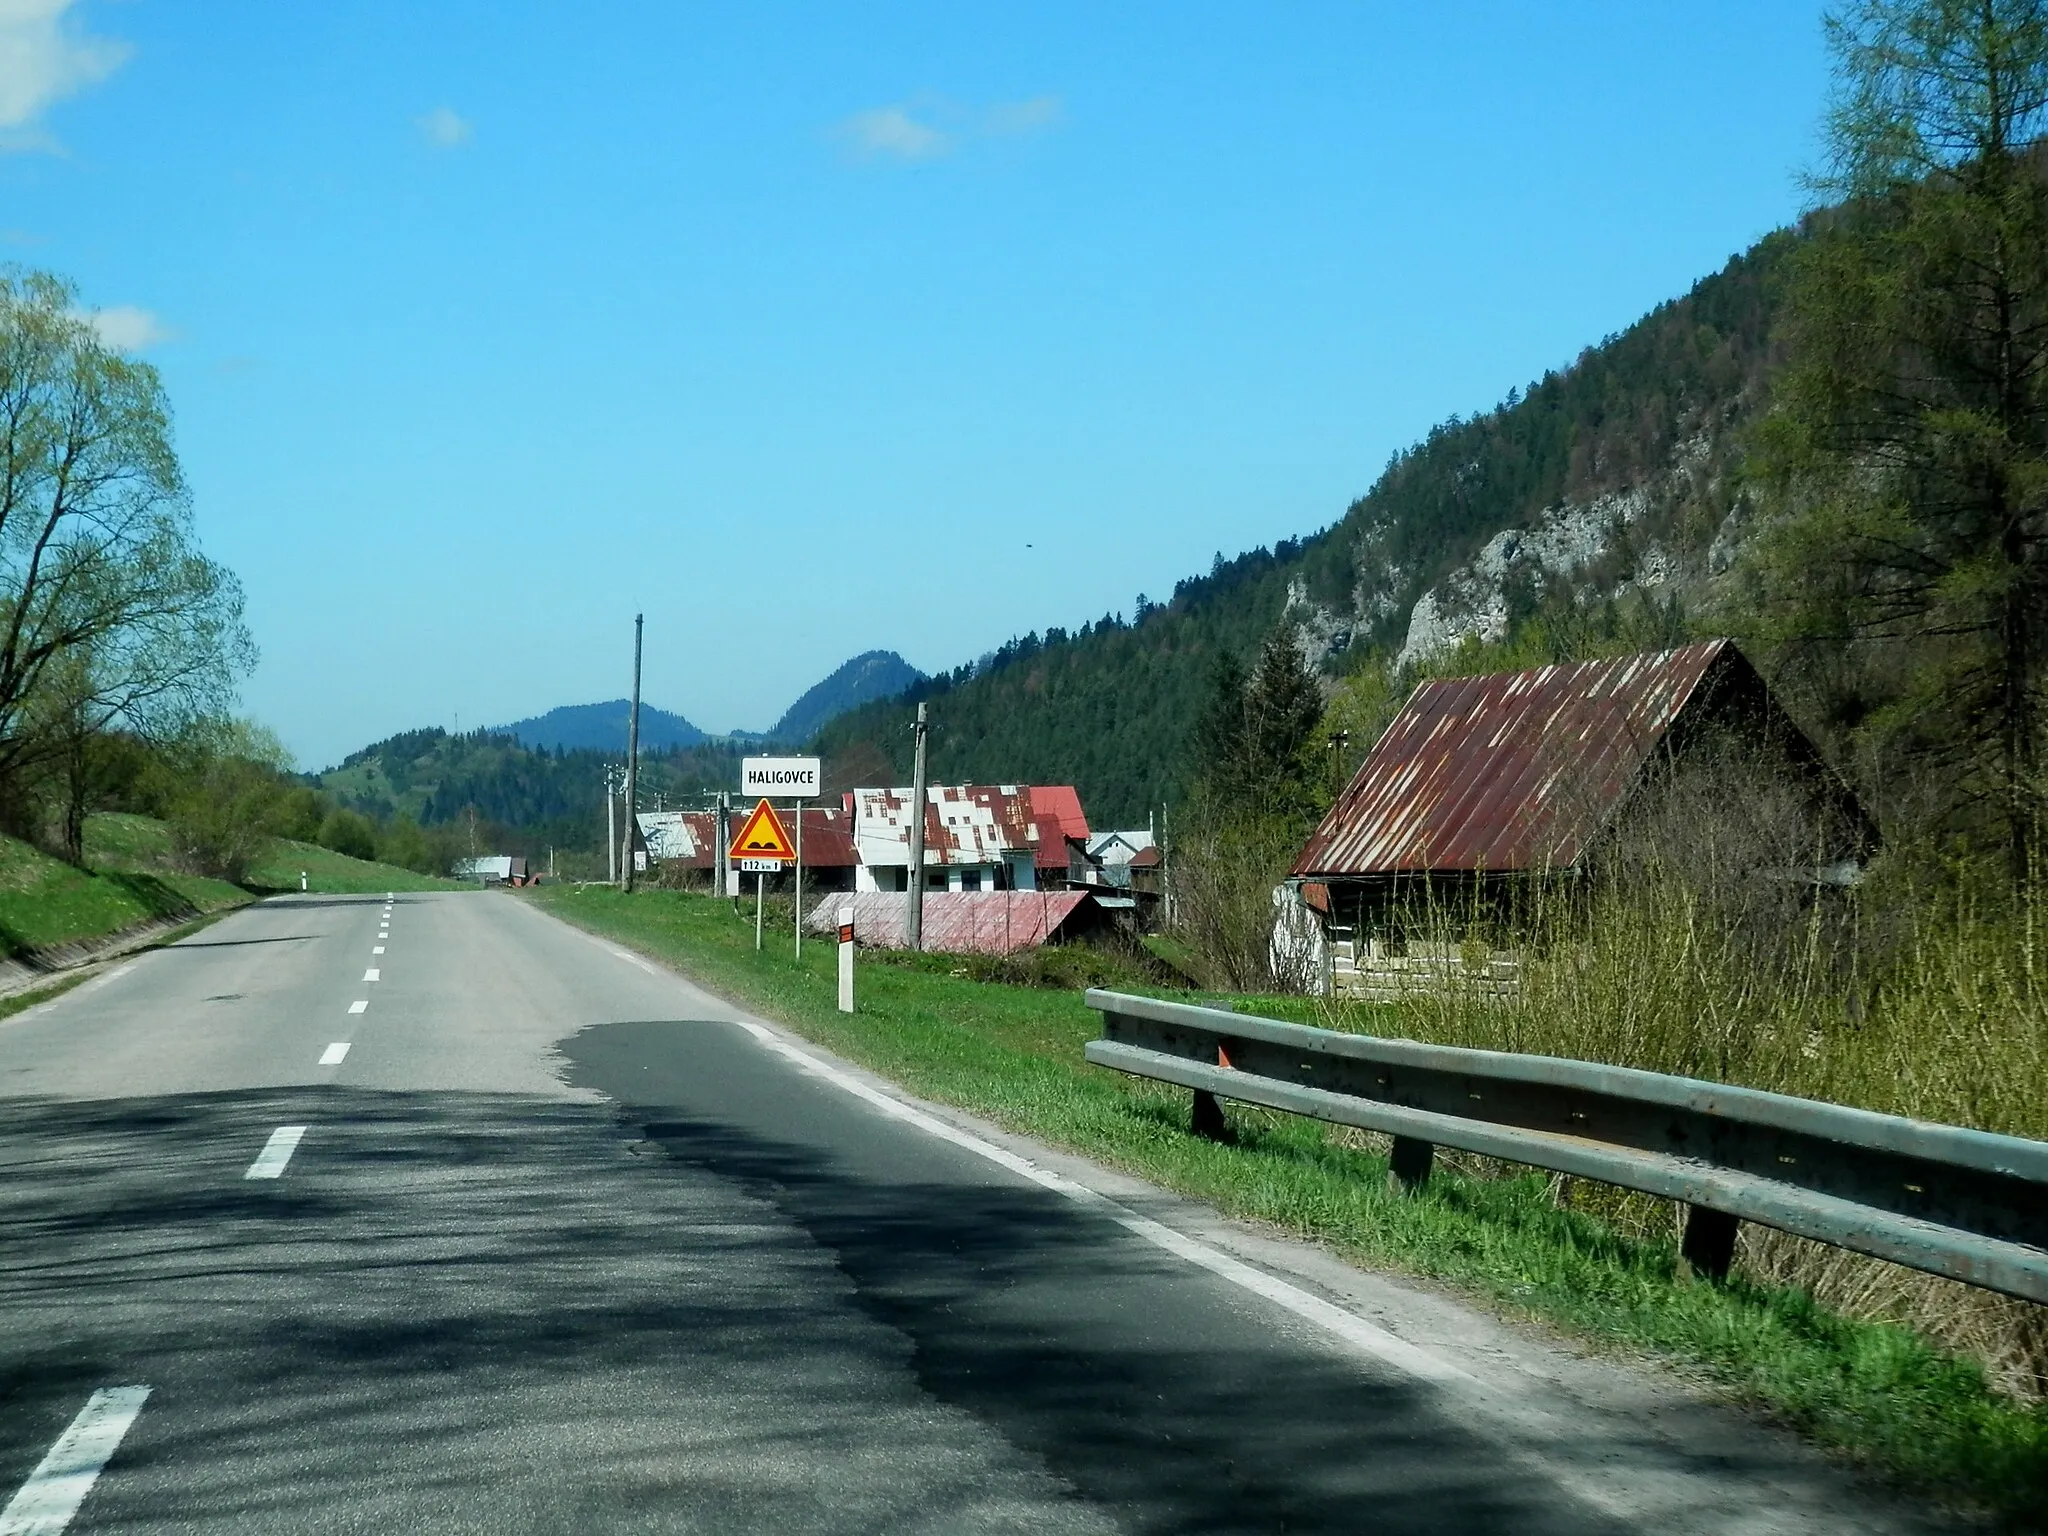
[
  {"left": 804, "top": 890, "right": 1099, "bottom": 955},
  {"left": 1293, "top": 640, "right": 1737, "bottom": 877}
]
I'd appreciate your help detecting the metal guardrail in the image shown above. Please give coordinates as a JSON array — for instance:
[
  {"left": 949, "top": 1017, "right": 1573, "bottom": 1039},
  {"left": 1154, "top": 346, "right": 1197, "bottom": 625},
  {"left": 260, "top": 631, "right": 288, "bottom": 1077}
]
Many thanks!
[{"left": 1082, "top": 990, "right": 2048, "bottom": 1304}]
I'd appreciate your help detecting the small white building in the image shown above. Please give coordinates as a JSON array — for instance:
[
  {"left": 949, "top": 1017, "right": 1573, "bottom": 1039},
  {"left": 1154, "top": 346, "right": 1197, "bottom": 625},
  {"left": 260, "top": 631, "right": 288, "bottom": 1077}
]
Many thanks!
[{"left": 634, "top": 811, "right": 703, "bottom": 863}]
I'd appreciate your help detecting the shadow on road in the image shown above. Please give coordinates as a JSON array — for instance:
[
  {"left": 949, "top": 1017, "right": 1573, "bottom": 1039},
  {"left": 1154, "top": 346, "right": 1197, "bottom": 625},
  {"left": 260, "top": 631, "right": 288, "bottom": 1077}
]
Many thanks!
[{"left": 0, "top": 1018, "right": 1804, "bottom": 1533}]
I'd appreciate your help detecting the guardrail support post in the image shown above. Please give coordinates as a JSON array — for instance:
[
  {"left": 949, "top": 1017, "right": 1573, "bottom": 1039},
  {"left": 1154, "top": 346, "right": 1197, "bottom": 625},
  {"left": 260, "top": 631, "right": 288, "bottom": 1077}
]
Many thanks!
[
  {"left": 1191, "top": 1090, "right": 1229, "bottom": 1142},
  {"left": 1389, "top": 1136, "right": 1434, "bottom": 1192},
  {"left": 1680, "top": 1204, "right": 1739, "bottom": 1281}
]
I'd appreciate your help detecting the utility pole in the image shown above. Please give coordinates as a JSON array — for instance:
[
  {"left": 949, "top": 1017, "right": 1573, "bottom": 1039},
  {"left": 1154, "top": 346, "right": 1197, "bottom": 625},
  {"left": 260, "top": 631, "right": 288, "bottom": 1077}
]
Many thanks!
[
  {"left": 622, "top": 614, "right": 643, "bottom": 893},
  {"left": 604, "top": 767, "right": 618, "bottom": 885},
  {"left": 905, "top": 701, "right": 928, "bottom": 951},
  {"left": 717, "top": 791, "right": 732, "bottom": 906}
]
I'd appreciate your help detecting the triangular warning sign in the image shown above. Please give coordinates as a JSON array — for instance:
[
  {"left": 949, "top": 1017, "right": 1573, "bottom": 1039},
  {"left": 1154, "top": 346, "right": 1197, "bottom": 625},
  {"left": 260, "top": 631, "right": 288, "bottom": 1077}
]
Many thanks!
[{"left": 729, "top": 798, "right": 796, "bottom": 860}]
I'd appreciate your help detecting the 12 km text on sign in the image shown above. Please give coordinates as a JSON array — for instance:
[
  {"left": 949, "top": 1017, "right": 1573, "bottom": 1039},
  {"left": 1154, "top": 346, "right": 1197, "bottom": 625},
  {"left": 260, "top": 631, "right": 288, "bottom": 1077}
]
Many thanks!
[{"left": 742, "top": 756, "right": 821, "bottom": 798}]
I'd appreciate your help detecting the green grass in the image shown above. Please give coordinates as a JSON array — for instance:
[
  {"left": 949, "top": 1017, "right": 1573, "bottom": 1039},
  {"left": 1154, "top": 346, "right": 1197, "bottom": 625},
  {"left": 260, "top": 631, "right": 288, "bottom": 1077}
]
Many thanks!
[
  {"left": 0, "top": 971, "right": 90, "bottom": 1019},
  {"left": 86, "top": 810, "right": 466, "bottom": 896},
  {"left": 245, "top": 838, "right": 467, "bottom": 895},
  {"left": 0, "top": 823, "right": 248, "bottom": 956},
  {"left": 529, "top": 884, "right": 2048, "bottom": 1526}
]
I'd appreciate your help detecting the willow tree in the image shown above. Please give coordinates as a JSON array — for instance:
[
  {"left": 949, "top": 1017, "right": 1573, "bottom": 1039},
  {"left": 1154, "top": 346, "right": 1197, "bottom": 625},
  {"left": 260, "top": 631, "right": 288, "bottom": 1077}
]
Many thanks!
[
  {"left": 1757, "top": 1, "right": 2048, "bottom": 883},
  {"left": 0, "top": 271, "right": 251, "bottom": 855}
]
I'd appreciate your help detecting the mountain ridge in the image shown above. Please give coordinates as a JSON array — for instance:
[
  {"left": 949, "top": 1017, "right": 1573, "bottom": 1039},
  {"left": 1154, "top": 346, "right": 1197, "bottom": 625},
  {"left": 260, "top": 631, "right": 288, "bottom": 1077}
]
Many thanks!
[{"left": 813, "top": 231, "right": 1785, "bottom": 825}]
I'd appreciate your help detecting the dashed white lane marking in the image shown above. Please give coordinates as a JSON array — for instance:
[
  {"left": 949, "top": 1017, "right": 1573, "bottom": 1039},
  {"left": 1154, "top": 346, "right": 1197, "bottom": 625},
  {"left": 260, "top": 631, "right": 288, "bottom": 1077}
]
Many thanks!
[
  {"left": 372, "top": 945, "right": 385, "bottom": 955},
  {"left": 243, "top": 1126, "right": 306, "bottom": 1180},
  {"left": 363, "top": 969, "right": 380, "bottom": 982},
  {"left": 729, "top": 1019, "right": 1472, "bottom": 1386},
  {"left": 0, "top": 1384, "right": 150, "bottom": 1535},
  {"left": 319, "top": 1042, "right": 349, "bottom": 1066},
  {"left": 347, "top": 1000, "right": 368, "bottom": 1015}
]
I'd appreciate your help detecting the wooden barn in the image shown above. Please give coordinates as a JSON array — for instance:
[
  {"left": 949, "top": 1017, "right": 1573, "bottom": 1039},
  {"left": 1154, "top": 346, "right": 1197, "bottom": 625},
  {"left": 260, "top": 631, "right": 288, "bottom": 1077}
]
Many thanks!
[{"left": 1283, "top": 640, "right": 1874, "bottom": 997}]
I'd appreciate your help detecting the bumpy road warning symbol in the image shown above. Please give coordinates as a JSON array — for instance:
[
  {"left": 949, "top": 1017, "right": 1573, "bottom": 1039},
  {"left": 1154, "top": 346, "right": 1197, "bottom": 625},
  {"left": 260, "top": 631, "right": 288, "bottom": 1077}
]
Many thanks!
[{"left": 729, "top": 798, "right": 796, "bottom": 862}]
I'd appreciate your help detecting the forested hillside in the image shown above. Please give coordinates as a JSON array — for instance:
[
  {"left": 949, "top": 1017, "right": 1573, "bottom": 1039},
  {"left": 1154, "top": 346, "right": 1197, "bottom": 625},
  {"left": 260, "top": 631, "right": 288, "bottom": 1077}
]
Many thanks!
[
  {"left": 319, "top": 729, "right": 749, "bottom": 855},
  {"left": 814, "top": 234, "right": 1788, "bottom": 825},
  {"left": 494, "top": 700, "right": 707, "bottom": 752}
]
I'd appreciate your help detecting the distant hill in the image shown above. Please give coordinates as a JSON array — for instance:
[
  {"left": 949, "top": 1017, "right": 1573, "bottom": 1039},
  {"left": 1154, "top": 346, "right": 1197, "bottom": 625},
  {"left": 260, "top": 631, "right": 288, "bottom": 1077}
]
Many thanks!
[
  {"left": 772, "top": 651, "right": 924, "bottom": 744},
  {"left": 493, "top": 700, "right": 705, "bottom": 753},
  {"left": 320, "top": 727, "right": 748, "bottom": 850}
]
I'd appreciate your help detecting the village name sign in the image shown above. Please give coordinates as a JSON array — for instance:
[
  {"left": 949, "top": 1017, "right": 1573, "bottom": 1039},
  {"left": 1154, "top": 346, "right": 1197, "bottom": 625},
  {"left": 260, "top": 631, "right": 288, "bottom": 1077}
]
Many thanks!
[{"left": 742, "top": 756, "right": 820, "bottom": 798}]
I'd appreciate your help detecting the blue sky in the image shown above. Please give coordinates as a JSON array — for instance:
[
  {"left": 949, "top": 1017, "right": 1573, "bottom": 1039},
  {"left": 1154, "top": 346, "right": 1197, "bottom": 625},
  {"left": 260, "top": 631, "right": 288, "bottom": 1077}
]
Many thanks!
[{"left": 3, "top": 2, "right": 1830, "bottom": 769}]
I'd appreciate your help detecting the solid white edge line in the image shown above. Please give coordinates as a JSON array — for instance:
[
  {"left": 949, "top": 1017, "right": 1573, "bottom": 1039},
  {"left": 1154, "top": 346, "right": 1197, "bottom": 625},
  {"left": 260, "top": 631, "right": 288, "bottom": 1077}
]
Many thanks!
[
  {"left": 729, "top": 1019, "right": 1472, "bottom": 1386},
  {"left": 319, "top": 1043, "right": 349, "bottom": 1065},
  {"left": 347, "top": 1000, "right": 368, "bottom": 1014},
  {"left": 0, "top": 1385, "right": 150, "bottom": 1535},
  {"left": 606, "top": 946, "right": 662, "bottom": 977},
  {"left": 547, "top": 918, "right": 1466, "bottom": 1383},
  {"left": 244, "top": 1124, "right": 307, "bottom": 1180}
]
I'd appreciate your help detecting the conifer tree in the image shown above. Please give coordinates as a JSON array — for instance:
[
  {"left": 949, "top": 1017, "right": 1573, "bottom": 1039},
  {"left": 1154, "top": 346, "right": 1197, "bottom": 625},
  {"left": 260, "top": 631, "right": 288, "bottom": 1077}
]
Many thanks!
[{"left": 1758, "top": 0, "right": 2048, "bottom": 882}]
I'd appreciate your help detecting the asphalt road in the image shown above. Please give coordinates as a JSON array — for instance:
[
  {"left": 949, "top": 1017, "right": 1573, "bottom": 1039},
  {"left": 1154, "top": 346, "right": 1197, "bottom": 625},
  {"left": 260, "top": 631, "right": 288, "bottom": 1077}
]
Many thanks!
[{"left": 0, "top": 892, "right": 1963, "bottom": 1534}]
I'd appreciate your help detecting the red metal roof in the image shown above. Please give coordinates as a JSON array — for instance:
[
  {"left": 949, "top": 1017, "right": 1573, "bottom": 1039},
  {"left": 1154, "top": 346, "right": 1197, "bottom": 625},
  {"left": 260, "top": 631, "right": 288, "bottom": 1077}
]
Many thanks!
[
  {"left": 793, "top": 806, "right": 858, "bottom": 866},
  {"left": 805, "top": 890, "right": 1100, "bottom": 955},
  {"left": 1293, "top": 640, "right": 1739, "bottom": 877}
]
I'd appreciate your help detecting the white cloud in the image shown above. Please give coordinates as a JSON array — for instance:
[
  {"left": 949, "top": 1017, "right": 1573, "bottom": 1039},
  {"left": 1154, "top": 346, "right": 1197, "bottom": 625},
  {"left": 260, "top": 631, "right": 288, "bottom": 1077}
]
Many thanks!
[
  {"left": 984, "top": 95, "right": 1062, "bottom": 136},
  {"left": 835, "top": 94, "right": 1062, "bottom": 164},
  {"left": 838, "top": 104, "right": 950, "bottom": 161},
  {"left": 80, "top": 304, "right": 172, "bottom": 352},
  {"left": 0, "top": 0, "right": 129, "bottom": 144},
  {"left": 416, "top": 105, "right": 472, "bottom": 148}
]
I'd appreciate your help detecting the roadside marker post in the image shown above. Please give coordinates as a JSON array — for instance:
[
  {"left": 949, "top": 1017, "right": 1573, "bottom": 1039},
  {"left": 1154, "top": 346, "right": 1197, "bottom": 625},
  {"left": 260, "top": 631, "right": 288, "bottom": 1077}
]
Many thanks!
[
  {"left": 838, "top": 921, "right": 855, "bottom": 1012},
  {"left": 741, "top": 757, "right": 820, "bottom": 959}
]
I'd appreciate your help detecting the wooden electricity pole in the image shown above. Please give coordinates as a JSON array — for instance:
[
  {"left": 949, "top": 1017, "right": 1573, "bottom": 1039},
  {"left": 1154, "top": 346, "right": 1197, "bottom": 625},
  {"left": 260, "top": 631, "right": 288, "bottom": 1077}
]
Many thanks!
[
  {"left": 621, "top": 614, "right": 643, "bottom": 893},
  {"left": 905, "top": 701, "right": 928, "bottom": 951}
]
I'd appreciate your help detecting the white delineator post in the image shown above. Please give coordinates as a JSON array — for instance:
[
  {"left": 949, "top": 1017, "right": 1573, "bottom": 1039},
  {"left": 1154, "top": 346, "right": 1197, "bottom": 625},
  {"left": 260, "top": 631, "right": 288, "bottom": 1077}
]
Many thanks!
[{"left": 838, "top": 921, "right": 855, "bottom": 1013}]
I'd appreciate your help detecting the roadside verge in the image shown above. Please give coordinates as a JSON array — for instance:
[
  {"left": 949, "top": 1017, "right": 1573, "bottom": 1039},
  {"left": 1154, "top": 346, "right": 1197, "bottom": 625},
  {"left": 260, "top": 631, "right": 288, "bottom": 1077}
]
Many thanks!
[{"left": 527, "top": 884, "right": 2048, "bottom": 1525}]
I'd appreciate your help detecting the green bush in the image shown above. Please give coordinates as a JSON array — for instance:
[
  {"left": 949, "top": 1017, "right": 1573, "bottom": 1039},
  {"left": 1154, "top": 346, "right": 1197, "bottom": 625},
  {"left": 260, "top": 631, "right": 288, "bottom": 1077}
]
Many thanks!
[{"left": 316, "top": 807, "right": 378, "bottom": 861}]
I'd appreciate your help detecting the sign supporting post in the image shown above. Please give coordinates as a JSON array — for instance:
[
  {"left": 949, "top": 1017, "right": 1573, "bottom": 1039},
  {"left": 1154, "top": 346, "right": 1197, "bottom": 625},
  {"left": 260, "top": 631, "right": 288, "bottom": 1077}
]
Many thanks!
[
  {"left": 837, "top": 921, "right": 854, "bottom": 1012},
  {"left": 794, "top": 799, "right": 804, "bottom": 960},
  {"left": 729, "top": 796, "right": 797, "bottom": 957}
]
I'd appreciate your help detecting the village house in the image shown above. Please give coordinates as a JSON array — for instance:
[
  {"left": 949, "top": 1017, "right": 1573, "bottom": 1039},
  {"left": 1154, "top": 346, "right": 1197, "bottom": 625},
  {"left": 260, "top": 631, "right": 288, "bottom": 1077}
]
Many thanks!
[
  {"left": 1283, "top": 639, "right": 1875, "bottom": 997},
  {"left": 849, "top": 784, "right": 1090, "bottom": 893},
  {"left": 1082, "top": 828, "right": 1161, "bottom": 893}
]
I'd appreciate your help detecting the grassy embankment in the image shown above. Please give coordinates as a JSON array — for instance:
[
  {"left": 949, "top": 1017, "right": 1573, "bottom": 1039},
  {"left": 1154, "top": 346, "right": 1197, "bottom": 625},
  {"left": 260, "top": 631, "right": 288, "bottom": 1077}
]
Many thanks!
[
  {"left": 0, "top": 818, "right": 244, "bottom": 957},
  {"left": 0, "top": 813, "right": 466, "bottom": 968},
  {"left": 88, "top": 810, "right": 463, "bottom": 896},
  {"left": 528, "top": 883, "right": 2047, "bottom": 1525}
]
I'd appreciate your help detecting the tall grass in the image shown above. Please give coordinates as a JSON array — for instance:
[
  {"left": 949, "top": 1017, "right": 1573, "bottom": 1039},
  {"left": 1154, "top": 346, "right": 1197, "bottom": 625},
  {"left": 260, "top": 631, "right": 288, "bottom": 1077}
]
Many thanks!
[{"left": 1323, "top": 842, "right": 2048, "bottom": 1402}]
